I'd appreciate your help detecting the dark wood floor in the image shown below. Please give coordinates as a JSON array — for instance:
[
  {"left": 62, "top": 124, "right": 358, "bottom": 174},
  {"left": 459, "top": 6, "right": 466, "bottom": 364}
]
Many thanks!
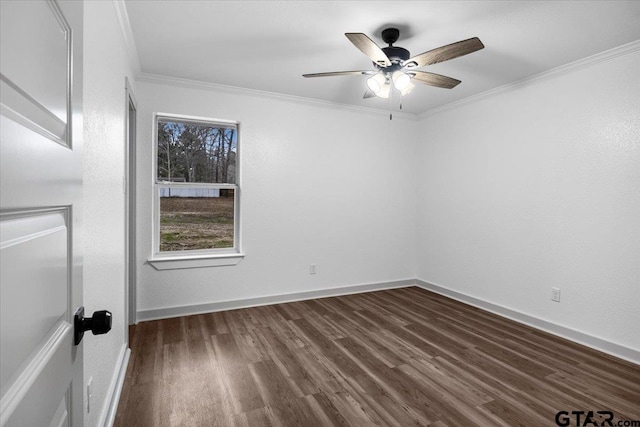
[{"left": 115, "top": 287, "right": 640, "bottom": 426}]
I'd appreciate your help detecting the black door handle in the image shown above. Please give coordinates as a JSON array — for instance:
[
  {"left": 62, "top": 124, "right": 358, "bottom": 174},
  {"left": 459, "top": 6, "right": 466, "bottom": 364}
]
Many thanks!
[{"left": 74, "top": 306, "right": 112, "bottom": 345}]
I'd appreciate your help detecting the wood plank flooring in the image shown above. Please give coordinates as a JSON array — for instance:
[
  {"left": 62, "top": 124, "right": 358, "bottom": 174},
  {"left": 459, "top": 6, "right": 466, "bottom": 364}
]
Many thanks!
[{"left": 115, "top": 287, "right": 640, "bottom": 426}]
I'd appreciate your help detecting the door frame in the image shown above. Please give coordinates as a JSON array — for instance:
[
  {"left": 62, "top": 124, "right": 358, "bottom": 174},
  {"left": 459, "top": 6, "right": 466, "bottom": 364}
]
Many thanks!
[{"left": 124, "top": 77, "right": 137, "bottom": 329}]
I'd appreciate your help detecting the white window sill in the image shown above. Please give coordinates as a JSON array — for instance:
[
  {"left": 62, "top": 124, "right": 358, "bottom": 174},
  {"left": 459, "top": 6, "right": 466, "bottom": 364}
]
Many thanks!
[{"left": 148, "top": 253, "right": 245, "bottom": 270}]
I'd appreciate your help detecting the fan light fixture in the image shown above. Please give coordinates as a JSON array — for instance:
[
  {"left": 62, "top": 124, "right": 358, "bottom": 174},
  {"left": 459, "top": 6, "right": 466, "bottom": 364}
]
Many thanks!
[
  {"left": 392, "top": 71, "right": 411, "bottom": 91},
  {"left": 366, "top": 71, "right": 416, "bottom": 98},
  {"left": 393, "top": 71, "right": 415, "bottom": 96},
  {"left": 366, "top": 72, "right": 384, "bottom": 92},
  {"left": 399, "top": 79, "right": 415, "bottom": 96},
  {"left": 366, "top": 73, "right": 390, "bottom": 98}
]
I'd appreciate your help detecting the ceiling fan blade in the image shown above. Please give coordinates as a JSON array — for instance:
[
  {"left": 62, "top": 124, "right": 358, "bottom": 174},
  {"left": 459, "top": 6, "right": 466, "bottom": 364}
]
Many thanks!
[
  {"left": 410, "top": 71, "right": 461, "bottom": 89},
  {"left": 345, "top": 33, "right": 391, "bottom": 67},
  {"left": 363, "top": 89, "right": 376, "bottom": 99},
  {"left": 405, "top": 37, "right": 484, "bottom": 68},
  {"left": 303, "top": 70, "right": 374, "bottom": 78}
]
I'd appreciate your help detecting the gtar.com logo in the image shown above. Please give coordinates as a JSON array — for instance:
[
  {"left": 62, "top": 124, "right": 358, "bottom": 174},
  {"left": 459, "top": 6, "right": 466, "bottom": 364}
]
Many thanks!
[{"left": 555, "top": 411, "right": 640, "bottom": 427}]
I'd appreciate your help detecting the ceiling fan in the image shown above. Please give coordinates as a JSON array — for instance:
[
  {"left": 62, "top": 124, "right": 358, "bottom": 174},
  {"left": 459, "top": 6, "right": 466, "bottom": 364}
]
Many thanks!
[{"left": 303, "top": 28, "right": 484, "bottom": 99}]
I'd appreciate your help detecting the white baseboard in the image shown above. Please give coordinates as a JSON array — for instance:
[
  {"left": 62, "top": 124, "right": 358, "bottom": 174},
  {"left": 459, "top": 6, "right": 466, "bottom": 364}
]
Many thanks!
[
  {"left": 134, "top": 277, "right": 638, "bottom": 365},
  {"left": 415, "top": 279, "right": 640, "bottom": 365},
  {"left": 136, "top": 279, "right": 416, "bottom": 322},
  {"left": 102, "top": 345, "right": 131, "bottom": 427}
]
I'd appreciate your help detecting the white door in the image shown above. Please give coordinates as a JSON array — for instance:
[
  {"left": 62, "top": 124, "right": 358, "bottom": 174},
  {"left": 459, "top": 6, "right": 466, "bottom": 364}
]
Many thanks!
[{"left": 1, "top": 0, "right": 84, "bottom": 426}]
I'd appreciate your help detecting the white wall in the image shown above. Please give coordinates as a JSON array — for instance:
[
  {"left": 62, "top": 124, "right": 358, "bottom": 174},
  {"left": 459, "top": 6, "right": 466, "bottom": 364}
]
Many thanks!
[
  {"left": 83, "top": 1, "right": 136, "bottom": 425},
  {"left": 416, "top": 49, "right": 640, "bottom": 355},
  {"left": 136, "top": 81, "right": 417, "bottom": 315}
]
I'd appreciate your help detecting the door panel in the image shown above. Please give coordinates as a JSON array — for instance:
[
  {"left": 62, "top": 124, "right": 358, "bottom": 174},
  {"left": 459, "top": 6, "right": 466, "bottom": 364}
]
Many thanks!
[
  {"left": 0, "top": 0, "right": 69, "bottom": 144},
  {"left": 0, "top": 210, "right": 69, "bottom": 389},
  {"left": 0, "top": 0, "right": 83, "bottom": 425}
]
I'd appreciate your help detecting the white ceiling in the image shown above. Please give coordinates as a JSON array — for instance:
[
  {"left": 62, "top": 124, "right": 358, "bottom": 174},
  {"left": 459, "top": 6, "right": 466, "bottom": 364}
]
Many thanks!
[{"left": 124, "top": 1, "right": 640, "bottom": 115}]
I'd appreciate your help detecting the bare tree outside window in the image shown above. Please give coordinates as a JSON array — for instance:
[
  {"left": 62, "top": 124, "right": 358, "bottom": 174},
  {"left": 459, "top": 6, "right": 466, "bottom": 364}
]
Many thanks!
[{"left": 157, "top": 120, "right": 236, "bottom": 184}]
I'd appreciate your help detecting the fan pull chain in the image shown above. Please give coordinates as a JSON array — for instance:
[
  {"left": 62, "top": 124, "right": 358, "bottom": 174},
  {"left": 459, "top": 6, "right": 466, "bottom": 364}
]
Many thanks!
[{"left": 390, "top": 100, "right": 402, "bottom": 120}]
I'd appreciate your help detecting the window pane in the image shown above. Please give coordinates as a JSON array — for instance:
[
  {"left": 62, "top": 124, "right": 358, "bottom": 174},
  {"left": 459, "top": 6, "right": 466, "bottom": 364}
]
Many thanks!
[
  {"left": 157, "top": 119, "right": 237, "bottom": 184},
  {"left": 159, "top": 189, "right": 235, "bottom": 251}
]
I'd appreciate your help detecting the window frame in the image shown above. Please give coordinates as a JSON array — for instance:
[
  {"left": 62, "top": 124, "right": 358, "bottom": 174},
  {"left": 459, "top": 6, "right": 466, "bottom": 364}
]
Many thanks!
[{"left": 148, "top": 113, "right": 244, "bottom": 270}]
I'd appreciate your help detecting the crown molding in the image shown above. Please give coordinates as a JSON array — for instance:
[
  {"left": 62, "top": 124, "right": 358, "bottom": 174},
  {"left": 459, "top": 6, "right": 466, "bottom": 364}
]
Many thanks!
[
  {"left": 136, "top": 72, "right": 417, "bottom": 121},
  {"left": 112, "top": 0, "right": 141, "bottom": 75},
  {"left": 418, "top": 39, "right": 640, "bottom": 120}
]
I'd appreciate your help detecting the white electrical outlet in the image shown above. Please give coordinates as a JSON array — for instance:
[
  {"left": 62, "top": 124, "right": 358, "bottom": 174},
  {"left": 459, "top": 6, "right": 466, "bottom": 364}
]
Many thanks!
[
  {"left": 551, "top": 287, "right": 561, "bottom": 302},
  {"left": 310, "top": 264, "right": 317, "bottom": 275},
  {"left": 87, "top": 377, "right": 93, "bottom": 413}
]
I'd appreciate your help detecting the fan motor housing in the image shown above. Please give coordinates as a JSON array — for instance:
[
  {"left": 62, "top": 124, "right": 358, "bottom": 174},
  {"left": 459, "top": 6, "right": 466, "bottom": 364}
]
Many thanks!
[{"left": 382, "top": 46, "right": 410, "bottom": 63}]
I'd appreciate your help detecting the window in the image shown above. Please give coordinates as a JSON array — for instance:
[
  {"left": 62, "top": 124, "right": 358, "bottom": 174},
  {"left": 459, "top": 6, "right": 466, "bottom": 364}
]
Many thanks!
[{"left": 151, "top": 114, "right": 242, "bottom": 268}]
